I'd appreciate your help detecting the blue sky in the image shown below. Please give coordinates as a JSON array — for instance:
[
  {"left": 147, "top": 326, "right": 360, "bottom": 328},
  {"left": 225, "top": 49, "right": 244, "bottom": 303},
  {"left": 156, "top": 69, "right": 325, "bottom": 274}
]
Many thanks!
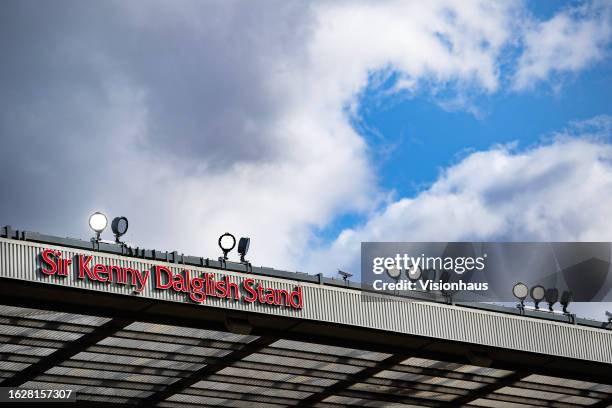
[
  {"left": 310, "top": 1, "right": 612, "bottom": 246},
  {"left": 360, "top": 63, "right": 611, "bottom": 197}
]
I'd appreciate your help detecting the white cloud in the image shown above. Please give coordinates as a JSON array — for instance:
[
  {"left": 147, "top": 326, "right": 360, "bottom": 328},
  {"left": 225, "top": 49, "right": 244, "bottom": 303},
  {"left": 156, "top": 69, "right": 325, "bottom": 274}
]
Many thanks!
[
  {"left": 115, "top": 0, "right": 526, "bottom": 269},
  {"left": 0, "top": 0, "right": 527, "bottom": 270},
  {"left": 306, "top": 120, "right": 612, "bottom": 275},
  {"left": 513, "top": 1, "right": 611, "bottom": 90}
]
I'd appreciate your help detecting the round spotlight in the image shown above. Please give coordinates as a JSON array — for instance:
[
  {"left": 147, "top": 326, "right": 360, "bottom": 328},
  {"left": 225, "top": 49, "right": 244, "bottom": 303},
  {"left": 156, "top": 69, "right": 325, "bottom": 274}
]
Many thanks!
[
  {"left": 386, "top": 265, "right": 401, "bottom": 279},
  {"left": 406, "top": 263, "right": 422, "bottom": 281},
  {"left": 545, "top": 288, "right": 559, "bottom": 311},
  {"left": 218, "top": 232, "right": 236, "bottom": 260},
  {"left": 512, "top": 282, "right": 528, "bottom": 309},
  {"left": 530, "top": 285, "right": 545, "bottom": 301},
  {"left": 111, "top": 216, "right": 129, "bottom": 243},
  {"left": 530, "top": 285, "right": 545, "bottom": 309},
  {"left": 512, "top": 282, "right": 529, "bottom": 301},
  {"left": 89, "top": 212, "right": 107, "bottom": 241}
]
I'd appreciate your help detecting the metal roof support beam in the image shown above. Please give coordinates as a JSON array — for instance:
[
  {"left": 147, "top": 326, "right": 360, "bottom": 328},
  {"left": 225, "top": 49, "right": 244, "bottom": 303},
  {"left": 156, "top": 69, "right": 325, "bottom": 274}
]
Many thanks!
[
  {"left": 0, "top": 318, "right": 132, "bottom": 387},
  {"left": 138, "top": 336, "right": 277, "bottom": 407}
]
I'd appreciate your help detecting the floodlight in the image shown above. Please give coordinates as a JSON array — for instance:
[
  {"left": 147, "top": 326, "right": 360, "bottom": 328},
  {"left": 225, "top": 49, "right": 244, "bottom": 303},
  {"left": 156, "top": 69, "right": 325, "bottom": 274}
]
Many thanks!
[
  {"left": 512, "top": 282, "right": 528, "bottom": 308},
  {"left": 560, "top": 291, "right": 573, "bottom": 314},
  {"left": 218, "top": 232, "right": 236, "bottom": 260},
  {"left": 238, "top": 237, "right": 250, "bottom": 263},
  {"left": 512, "top": 282, "right": 528, "bottom": 300},
  {"left": 111, "top": 216, "right": 129, "bottom": 243},
  {"left": 89, "top": 212, "right": 107, "bottom": 242},
  {"left": 386, "top": 265, "right": 401, "bottom": 279},
  {"left": 406, "top": 263, "right": 422, "bottom": 281},
  {"left": 530, "top": 285, "right": 545, "bottom": 309},
  {"left": 545, "top": 288, "right": 559, "bottom": 311},
  {"left": 606, "top": 311, "right": 612, "bottom": 324}
]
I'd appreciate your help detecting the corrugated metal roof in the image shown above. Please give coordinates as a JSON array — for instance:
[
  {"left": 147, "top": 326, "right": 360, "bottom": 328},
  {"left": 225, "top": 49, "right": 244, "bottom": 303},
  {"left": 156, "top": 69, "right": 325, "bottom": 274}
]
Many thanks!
[{"left": 0, "top": 305, "right": 610, "bottom": 407}]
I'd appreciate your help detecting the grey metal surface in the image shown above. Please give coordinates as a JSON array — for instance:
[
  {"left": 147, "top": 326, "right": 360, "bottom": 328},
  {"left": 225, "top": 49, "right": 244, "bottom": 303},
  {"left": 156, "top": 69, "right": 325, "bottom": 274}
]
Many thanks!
[{"left": 1, "top": 237, "right": 611, "bottom": 365}]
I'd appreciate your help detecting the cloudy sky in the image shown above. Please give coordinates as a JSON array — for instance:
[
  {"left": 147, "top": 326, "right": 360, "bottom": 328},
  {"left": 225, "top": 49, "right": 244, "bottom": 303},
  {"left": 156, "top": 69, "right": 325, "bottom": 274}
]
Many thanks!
[{"left": 1, "top": 1, "right": 611, "bottom": 317}]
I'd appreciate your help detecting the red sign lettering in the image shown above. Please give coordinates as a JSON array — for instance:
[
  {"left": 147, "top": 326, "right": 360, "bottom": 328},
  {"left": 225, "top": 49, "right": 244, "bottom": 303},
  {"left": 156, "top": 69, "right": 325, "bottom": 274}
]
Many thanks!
[{"left": 38, "top": 248, "right": 303, "bottom": 309}]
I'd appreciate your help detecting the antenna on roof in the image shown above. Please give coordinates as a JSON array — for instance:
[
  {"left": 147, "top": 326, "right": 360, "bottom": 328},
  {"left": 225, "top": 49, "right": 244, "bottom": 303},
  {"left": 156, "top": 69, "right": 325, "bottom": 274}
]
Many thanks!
[{"left": 338, "top": 269, "right": 352, "bottom": 285}]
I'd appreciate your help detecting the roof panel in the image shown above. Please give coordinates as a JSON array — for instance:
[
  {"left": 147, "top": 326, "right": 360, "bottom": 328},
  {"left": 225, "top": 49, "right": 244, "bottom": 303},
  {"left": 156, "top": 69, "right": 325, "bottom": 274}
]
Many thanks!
[
  {"left": 71, "top": 351, "right": 206, "bottom": 371},
  {"left": 375, "top": 369, "right": 484, "bottom": 390},
  {"left": 270, "top": 339, "right": 392, "bottom": 360},
  {"left": 469, "top": 397, "right": 526, "bottom": 408},
  {"left": 33, "top": 373, "right": 164, "bottom": 391},
  {"left": 126, "top": 322, "right": 256, "bottom": 343},
  {"left": 0, "top": 361, "right": 30, "bottom": 372},
  {"left": 86, "top": 344, "right": 208, "bottom": 363},
  {"left": 192, "top": 379, "right": 312, "bottom": 399},
  {"left": 0, "top": 305, "right": 110, "bottom": 326},
  {"left": 524, "top": 374, "right": 612, "bottom": 394},
  {"left": 322, "top": 394, "right": 422, "bottom": 407},
  {"left": 218, "top": 366, "right": 339, "bottom": 387},
  {"left": 0, "top": 323, "right": 84, "bottom": 342},
  {"left": 348, "top": 382, "right": 461, "bottom": 401},
  {"left": 45, "top": 366, "right": 174, "bottom": 385},
  {"left": 243, "top": 353, "right": 363, "bottom": 374},
  {"left": 167, "top": 392, "right": 285, "bottom": 408},
  {"left": 77, "top": 394, "right": 140, "bottom": 404},
  {"left": 497, "top": 386, "right": 600, "bottom": 406},
  {"left": 22, "top": 380, "right": 153, "bottom": 398},
  {"left": 96, "top": 336, "right": 233, "bottom": 357},
  {"left": 0, "top": 343, "right": 56, "bottom": 356},
  {"left": 402, "top": 357, "right": 513, "bottom": 378}
]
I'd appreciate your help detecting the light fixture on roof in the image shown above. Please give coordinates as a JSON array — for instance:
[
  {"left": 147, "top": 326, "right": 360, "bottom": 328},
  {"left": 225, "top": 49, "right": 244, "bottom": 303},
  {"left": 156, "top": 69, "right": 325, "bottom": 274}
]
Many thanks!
[
  {"left": 88, "top": 212, "right": 108, "bottom": 242},
  {"left": 560, "top": 290, "right": 573, "bottom": 314},
  {"left": 218, "top": 232, "right": 236, "bottom": 261},
  {"left": 606, "top": 311, "right": 612, "bottom": 326},
  {"left": 512, "top": 282, "right": 528, "bottom": 308},
  {"left": 386, "top": 265, "right": 401, "bottom": 280},
  {"left": 530, "top": 285, "right": 545, "bottom": 310},
  {"left": 238, "top": 237, "right": 250, "bottom": 263},
  {"left": 406, "top": 262, "right": 422, "bottom": 281},
  {"left": 111, "top": 216, "right": 129, "bottom": 244},
  {"left": 545, "top": 288, "right": 559, "bottom": 311}
]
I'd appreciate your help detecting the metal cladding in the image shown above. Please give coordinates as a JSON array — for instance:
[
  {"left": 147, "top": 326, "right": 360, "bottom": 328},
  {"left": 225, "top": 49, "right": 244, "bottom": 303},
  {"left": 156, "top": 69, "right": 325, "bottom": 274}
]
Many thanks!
[{"left": 1, "top": 236, "right": 611, "bottom": 365}]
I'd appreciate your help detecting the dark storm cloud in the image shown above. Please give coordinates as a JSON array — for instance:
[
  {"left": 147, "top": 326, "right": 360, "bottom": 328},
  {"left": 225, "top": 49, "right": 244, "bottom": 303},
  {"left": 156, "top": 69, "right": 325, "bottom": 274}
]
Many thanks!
[{"left": 0, "top": 0, "right": 312, "bottom": 236}]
